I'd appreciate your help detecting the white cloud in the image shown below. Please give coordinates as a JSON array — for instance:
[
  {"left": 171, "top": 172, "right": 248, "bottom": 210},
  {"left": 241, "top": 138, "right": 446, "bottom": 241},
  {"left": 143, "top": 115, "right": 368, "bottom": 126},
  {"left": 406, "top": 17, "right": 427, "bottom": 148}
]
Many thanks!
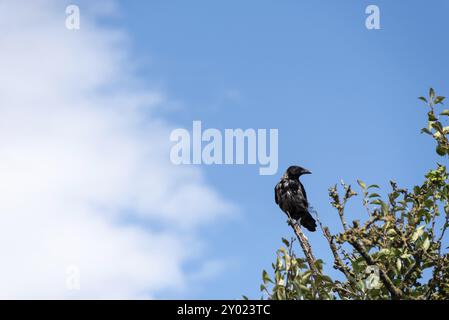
[{"left": 0, "top": 0, "right": 235, "bottom": 298}]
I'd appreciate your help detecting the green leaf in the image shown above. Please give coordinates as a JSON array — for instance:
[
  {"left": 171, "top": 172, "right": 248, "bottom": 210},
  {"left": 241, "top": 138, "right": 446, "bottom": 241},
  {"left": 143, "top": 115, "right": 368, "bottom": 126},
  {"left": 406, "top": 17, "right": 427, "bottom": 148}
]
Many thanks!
[
  {"left": 423, "top": 238, "right": 431, "bottom": 251},
  {"left": 396, "top": 259, "right": 402, "bottom": 272},
  {"left": 275, "top": 253, "right": 284, "bottom": 270},
  {"left": 262, "top": 270, "right": 272, "bottom": 284},
  {"left": 302, "top": 270, "right": 312, "bottom": 282},
  {"left": 370, "top": 199, "right": 383, "bottom": 205},
  {"left": 436, "top": 145, "right": 446, "bottom": 156},
  {"left": 295, "top": 259, "right": 307, "bottom": 269},
  {"left": 276, "top": 286, "right": 286, "bottom": 300},
  {"left": 435, "top": 96, "right": 445, "bottom": 104},
  {"left": 430, "top": 88, "right": 435, "bottom": 100},
  {"left": 412, "top": 226, "right": 425, "bottom": 242},
  {"left": 419, "top": 96, "right": 428, "bottom": 103},
  {"left": 369, "top": 193, "right": 381, "bottom": 198},
  {"left": 428, "top": 111, "right": 438, "bottom": 121},
  {"left": 432, "top": 121, "right": 443, "bottom": 132},
  {"left": 400, "top": 253, "right": 412, "bottom": 259},
  {"left": 281, "top": 238, "right": 290, "bottom": 247},
  {"left": 387, "top": 228, "right": 397, "bottom": 236},
  {"left": 421, "top": 128, "right": 433, "bottom": 135},
  {"left": 368, "top": 184, "right": 380, "bottom": 189},
  {"left": 357, "top": 180, "right": 367, "bottom": 190},
  {"left": 284, "top": 254, "right": 291, "bottom": 271},
  {"left": 440, "top": 109, "right": 449, "bottom": 116},
  {"left": 357, "top": 280, "right": 366, "bottom": 292},
  {"left": 381, "top": 201, "right": 389, "bottom": 215}
]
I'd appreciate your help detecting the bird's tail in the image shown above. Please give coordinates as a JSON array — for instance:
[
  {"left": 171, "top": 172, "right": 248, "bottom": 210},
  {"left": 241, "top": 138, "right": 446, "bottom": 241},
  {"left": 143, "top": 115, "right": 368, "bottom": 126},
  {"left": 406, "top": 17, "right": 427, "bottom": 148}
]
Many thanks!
[{"left": 301, "top": 211, "right": 317, "bottom": 232}]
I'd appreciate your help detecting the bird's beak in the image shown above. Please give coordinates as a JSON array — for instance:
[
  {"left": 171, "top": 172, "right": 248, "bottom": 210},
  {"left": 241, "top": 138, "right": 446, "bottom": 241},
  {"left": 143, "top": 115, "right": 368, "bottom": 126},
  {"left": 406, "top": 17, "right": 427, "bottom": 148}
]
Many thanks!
[{"left": 303, "top": 169, "right": 312, "bottom": 175}]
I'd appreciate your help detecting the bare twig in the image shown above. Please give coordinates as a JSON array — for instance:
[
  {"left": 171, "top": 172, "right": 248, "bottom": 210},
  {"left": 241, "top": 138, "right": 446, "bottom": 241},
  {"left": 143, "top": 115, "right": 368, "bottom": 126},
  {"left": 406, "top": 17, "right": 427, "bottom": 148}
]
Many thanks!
[
  {"left": 284, "top": 211, "right": 319, "bottom": 277},
  {"left": 322, "top": 227, "right": 354, "bottom": 280},
  {"left": 315, "top": 210, "right": 353, "bottom": 278},
  {"left": 290, "top": 219, "right": 319, "bottom": 276},
  {"left": 333, "top": 284, "right": 359, "bottom": 300}
]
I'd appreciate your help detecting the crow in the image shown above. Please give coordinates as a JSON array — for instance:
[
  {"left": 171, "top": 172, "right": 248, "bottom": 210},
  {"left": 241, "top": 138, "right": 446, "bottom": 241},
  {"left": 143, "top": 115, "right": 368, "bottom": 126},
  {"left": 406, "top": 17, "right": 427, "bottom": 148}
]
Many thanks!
[{"left": 275, "top": 166, "right": 317, "bottom": 232}]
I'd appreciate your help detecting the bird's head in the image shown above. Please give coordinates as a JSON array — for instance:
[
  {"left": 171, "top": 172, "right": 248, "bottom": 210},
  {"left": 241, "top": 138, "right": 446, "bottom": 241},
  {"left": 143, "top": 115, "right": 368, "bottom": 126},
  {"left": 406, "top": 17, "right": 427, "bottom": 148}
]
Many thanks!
[{"left": 285, "top": 165, "right": 312, "bottom": 179}]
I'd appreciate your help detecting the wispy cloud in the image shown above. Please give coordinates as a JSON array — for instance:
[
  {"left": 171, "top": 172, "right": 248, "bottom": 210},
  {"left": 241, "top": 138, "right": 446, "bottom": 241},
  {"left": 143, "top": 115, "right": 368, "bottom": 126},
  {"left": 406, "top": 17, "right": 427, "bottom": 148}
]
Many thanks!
[{"left": 0, "top": 0, "right": 235, "bottom": 298}]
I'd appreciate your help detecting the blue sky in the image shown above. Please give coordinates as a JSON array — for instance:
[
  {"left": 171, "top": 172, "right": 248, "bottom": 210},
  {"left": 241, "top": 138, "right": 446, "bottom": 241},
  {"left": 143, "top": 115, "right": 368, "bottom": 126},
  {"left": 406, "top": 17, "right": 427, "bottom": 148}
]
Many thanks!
[
  {"left": 1, "top": 0, "right": 448, "bottom": 299},
  {"left": 108, "top": 0, "right": 449, "bottom": 298}
]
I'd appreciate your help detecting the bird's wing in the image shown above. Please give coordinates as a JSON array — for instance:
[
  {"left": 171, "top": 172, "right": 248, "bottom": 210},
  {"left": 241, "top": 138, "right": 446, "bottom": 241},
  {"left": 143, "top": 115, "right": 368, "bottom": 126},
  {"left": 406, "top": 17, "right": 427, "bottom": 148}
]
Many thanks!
[
  {"left": 299, "top": 181, "right": 308, "bottom": 204},
  {"left": 276, "top": 179, "right": 308, "bottom": 210},
  {"left": 289, "top": 180, "right": 308, "bottom": 208}
]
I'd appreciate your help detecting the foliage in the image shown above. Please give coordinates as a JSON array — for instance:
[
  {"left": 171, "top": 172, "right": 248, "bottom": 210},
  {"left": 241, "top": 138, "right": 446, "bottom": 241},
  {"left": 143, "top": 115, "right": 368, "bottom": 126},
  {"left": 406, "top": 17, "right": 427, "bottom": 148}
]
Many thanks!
[
  {"left": 259, "top": 89, "right": 449, "bottom": 300},
  {"left": 259, "top": 237, "right": 335, "bottom": 300}
]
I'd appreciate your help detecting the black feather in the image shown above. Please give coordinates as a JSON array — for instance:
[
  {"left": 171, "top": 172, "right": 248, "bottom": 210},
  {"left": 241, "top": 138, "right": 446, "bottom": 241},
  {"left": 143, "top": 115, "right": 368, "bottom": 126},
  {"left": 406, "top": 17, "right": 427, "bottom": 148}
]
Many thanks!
[{"left": 274, "top": 166, "right": 317, "bottom": 232}]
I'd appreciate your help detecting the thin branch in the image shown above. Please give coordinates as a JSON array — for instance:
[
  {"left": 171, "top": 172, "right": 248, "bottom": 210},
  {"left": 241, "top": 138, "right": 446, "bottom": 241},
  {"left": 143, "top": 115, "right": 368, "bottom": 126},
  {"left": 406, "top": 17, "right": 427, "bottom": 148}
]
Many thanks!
[
  {"left": 289, "top": 219, "right": 319, "bottom": 276},
  {"left": 403, "top": 259, "right": 420, "bottom": 287},
  {"left": 338, "top": 206, "right": 348, "bottom": 231},
  {"left": 437, "top": 213, "right": 449, "bottom": 256},
  {"left": 349, "top": 239, "right": 404, "bottom": 299},
  {"left": 333, "top": 284, "right": 359, "bottom": 300},
  {"left": 315, "top": 210, "right": 353, "bottom": 279},
  {"left": 322, "top": 227, "right": 354, "bottom": 279}
]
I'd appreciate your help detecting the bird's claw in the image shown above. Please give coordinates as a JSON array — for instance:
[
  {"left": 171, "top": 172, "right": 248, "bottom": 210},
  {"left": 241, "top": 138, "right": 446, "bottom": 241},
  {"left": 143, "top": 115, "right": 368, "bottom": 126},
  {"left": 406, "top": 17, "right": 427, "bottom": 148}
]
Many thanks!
[{"left": 287, "top": 218, "right": 298, "bottom": 226}]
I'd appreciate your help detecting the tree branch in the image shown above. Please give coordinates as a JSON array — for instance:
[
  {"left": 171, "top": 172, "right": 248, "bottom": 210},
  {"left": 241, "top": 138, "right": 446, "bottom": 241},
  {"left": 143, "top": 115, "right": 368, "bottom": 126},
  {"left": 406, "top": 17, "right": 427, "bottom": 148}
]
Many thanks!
[
  {"left": 322, "top": 227, "right": 354, "bottom": 280},
  {"left": 290, "top": 221, "right": 319, "bottom": 275},
  {"left": 349, "top": 238, "right": 404, "bottom": 299}
]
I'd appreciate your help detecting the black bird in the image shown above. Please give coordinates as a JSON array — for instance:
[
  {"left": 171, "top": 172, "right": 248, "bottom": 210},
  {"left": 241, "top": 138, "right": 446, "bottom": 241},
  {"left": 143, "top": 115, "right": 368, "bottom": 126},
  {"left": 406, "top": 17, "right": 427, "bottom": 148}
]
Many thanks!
[{"left": 275, "top": 166, "right": 317, "bottom": 232}]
